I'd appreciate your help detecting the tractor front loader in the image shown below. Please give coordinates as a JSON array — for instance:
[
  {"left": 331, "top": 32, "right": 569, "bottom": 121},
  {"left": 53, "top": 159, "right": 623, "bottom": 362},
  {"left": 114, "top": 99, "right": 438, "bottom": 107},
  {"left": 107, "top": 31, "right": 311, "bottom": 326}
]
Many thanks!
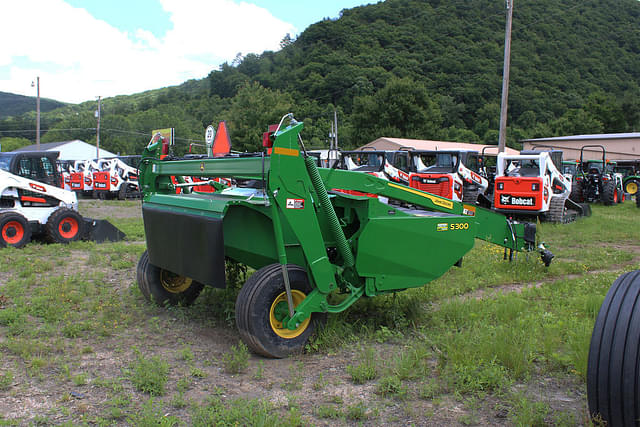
[{"left": 137, "top": 114, "right": 553, "bottom": 358}]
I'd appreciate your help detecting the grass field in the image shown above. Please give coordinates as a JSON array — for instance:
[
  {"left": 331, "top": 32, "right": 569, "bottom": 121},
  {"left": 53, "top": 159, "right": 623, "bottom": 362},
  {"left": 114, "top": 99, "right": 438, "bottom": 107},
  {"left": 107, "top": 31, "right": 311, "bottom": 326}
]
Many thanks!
[{"left": 0, "top": 199, "right": 638, "bottom": 425}]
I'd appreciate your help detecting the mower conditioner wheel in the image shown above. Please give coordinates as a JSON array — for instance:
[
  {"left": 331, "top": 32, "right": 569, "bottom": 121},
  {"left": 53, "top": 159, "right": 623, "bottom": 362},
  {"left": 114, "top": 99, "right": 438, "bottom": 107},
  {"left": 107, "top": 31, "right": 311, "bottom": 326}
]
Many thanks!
[
  {"left": 45, "top": 208, "right": 83, "bottom": 244},
  {"left": 587, "top": 270, "right": 640, "bottom": 426},
  {"left": 0, "top": 212, "right": 32, "bottom": 248},
  {"left": 136, "top": 250, "right": 204, "bottom": 306},
  {"left": 235, "top": 263, "right": 327, "bottom": 358}
]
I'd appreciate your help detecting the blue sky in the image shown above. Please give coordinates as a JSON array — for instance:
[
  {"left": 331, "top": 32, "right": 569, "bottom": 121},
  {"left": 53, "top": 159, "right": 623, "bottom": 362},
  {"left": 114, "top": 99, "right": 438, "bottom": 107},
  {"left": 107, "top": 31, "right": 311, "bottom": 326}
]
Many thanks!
[{"left": 0, "top": 0, "right": 373, "bottom": 103}]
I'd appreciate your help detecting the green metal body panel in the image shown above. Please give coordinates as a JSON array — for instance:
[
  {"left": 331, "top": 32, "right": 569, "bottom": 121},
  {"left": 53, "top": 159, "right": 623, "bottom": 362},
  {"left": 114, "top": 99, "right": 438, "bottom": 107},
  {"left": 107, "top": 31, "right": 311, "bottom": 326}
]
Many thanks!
[
  {"left": 139, "top": 118, "right": 538, "bottom": 329},
  {"left": 356, "top": 214, "right": 474, "bottom": 292}
]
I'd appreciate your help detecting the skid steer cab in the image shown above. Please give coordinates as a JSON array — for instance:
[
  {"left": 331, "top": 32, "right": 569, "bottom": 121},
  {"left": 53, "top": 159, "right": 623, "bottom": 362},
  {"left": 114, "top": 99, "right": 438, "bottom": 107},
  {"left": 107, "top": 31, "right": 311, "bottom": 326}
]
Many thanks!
[
  {"left": 0, "top": 151, "right": 125, "bottom": 248},
  {"left": 494, "top": 150, "right": 589, "bottom": 223},
  {"left": 136, "top": 114, "right": 553, "bottom": 358},
  {"left": 408, "top": 149, "right": 488, "bottom": 204}
]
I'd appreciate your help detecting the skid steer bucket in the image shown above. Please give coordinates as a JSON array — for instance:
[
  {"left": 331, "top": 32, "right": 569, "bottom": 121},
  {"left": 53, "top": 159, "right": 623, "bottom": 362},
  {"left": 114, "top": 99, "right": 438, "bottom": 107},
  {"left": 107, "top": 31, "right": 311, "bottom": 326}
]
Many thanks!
[{"left": 82, "top": 218, "right": 126, "bottom": 243}]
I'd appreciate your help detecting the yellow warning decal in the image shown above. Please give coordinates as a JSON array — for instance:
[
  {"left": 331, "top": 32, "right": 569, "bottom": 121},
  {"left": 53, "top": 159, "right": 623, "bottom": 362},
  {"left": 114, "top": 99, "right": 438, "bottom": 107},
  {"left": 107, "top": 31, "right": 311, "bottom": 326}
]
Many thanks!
[
  {"left": 388, "top": 183, "right": 454, "bottom": 210},
  {"left": 273, "top": 146, "right": 299, "bottom": 157}
]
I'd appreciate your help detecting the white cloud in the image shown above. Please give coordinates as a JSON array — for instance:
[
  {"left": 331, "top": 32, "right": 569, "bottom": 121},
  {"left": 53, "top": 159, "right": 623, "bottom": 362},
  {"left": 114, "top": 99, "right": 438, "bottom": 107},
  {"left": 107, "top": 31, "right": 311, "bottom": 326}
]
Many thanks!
[{"left": 0, "top": 0, "right": 295, "bottom": 103}]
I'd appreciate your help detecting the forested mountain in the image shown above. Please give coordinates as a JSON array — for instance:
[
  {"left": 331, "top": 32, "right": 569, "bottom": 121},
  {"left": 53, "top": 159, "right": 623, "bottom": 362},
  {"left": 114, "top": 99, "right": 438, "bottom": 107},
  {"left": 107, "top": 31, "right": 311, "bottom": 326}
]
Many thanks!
[
  {"left": 0, "top": 92, "right": 66, "bottom": 119},
  {"left": 1, "top": 0, "right": 639, "bottom": 155}
]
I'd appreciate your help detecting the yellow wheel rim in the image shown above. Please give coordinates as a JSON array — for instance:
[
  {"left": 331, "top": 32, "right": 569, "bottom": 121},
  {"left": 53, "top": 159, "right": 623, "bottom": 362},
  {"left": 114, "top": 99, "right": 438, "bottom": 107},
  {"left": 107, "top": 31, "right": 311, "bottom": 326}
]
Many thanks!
[
  {"left": 626, "top": 181, "right": 638, "bottom": 195},
  {"left": 269, "top": 290, "right": 310, "bottom": 339},
  {"left": 160, "top": 270, "right": 192, "bottom": 293}
]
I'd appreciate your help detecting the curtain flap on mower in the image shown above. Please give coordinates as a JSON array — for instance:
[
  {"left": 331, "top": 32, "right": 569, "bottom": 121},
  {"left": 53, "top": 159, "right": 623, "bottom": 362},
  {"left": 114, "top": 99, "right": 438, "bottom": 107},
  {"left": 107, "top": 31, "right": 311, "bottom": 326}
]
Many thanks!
[{"left": 142, "top": 205, "right": 226, "bottom": 288}]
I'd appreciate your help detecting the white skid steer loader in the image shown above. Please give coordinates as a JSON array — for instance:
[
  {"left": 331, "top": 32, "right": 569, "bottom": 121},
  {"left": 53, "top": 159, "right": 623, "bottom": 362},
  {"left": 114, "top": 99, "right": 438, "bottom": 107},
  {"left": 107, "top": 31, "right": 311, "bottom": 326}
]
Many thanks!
[{"left": 0, "top": 151, "right": 125, "bottom": 248}]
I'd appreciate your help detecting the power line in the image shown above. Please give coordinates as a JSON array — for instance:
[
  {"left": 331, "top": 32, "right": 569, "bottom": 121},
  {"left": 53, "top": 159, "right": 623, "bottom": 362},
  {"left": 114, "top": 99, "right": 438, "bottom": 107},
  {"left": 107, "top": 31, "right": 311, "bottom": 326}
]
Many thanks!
[
  {"left": 0, "top": 127, "right": 206, "bottom": 144},
  {"left": 0, "top": 128, "right": 96, "bottom": 133}
]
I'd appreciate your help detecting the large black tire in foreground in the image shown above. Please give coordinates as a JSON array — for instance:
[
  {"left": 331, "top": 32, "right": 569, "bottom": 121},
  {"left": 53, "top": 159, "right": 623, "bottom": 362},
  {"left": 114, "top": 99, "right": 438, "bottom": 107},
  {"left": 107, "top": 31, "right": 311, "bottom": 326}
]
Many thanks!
[
  {"left": 45, "top": 208, "right": 83, "bottom": 244},
  {"left": 0, "top": 212, "right": 31, "bottom": 248},
  {"left": 587, "top": 270, "right": 640, "bottom": 426},
  {"left": 236, "top": 264, "right": 327, "bottom": 358},
  {"left": 136, "top": 250, "right": 204, "bottom": 306}
]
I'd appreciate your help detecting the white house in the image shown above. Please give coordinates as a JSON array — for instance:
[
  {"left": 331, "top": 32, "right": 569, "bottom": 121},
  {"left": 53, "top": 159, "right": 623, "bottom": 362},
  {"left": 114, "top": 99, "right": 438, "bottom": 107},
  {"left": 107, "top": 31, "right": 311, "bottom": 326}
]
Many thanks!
[{"left": 11, "top": 140, "right": 116, "bottom": 160}]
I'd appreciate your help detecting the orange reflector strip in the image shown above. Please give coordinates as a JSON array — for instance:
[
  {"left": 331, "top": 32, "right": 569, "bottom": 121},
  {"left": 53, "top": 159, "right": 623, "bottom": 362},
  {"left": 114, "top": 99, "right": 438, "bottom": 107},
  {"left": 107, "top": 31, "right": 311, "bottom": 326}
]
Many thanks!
[
  {"left": 273, "top": 147, "right": 299, "bottom": 157},
  {"left": 21, "top": 196, "right": 47, "bottom": 203}
]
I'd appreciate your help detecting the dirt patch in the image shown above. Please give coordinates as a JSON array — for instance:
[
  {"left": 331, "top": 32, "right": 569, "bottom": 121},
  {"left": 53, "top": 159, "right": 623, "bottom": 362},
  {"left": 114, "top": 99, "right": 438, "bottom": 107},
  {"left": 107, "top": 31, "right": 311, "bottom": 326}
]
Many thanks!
[{"left": 79, "top": 199, "right": 142, "bottom": 220}]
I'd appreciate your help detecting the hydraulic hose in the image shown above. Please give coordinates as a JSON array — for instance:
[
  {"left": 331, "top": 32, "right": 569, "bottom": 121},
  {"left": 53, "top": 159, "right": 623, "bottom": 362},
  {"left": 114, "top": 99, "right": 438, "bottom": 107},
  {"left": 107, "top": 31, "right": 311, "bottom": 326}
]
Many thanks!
[{"left": 304, "top": 156, "right": 355, "bottom": 268}]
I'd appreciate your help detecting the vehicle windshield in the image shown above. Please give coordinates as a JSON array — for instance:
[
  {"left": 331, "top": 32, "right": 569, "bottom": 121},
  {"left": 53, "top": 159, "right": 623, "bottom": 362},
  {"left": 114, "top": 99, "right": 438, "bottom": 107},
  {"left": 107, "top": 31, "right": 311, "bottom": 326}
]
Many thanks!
[
  {"left": 504, "top": 158, "right": 540, "bottom": 177},
  {"left": 415, "top": 153, "right": 458, "bottom": 173},
  {"left": 562, "top": 163, "right": 577, "bottom": 175},
  {"left": 0, "top": 153, "right": 14, "bottom": 172},
  {"left": 343, "top": 152, "right": 385, "bottom": 171},
  {"left": 583, "top": 160, "right": 607, "bottom": 174}
]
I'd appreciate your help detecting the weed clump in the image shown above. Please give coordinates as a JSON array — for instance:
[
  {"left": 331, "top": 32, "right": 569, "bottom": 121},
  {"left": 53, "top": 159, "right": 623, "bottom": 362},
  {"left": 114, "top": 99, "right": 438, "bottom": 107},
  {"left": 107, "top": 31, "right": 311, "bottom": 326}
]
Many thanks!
[
  {"left": 222, "top": 342, "right": 249, "bottom": 374},
  {"left": 130, "top": 350, "right": 169, "bottom": 396}
]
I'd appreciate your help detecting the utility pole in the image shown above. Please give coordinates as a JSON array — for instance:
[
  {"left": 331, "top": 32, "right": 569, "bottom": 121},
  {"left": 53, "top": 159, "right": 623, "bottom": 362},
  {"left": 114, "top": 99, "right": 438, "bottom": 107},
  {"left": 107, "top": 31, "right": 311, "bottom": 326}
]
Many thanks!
[
  {"left": 95, "top": 96, "right": 101, "bottom": 159},
  {"left": 333, "top": 109, "right": 339, "bottom": 150},
  {"left": 498, "top": 0, "right": 513, "bottom": 153},
  {"left": 32, "top": 77, "right": 40, "bottom": 149}
]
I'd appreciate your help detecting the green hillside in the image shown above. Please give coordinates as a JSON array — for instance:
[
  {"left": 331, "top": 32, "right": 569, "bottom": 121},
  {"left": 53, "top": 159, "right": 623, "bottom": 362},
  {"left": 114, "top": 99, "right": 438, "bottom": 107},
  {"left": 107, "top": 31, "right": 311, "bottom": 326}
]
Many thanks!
[
  {"left": 0, "top": 91, "right": 66, "bottom": 119},
  {"left": 1, "top": 0, "right": 639, "bottom": 155}
]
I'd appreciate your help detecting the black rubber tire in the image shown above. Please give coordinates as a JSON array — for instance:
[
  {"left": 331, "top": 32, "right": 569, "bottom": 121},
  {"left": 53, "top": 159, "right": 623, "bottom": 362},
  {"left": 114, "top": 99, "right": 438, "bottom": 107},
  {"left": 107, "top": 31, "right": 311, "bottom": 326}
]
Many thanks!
[
  {"left": 569, "top": 180, "right": 583, "bottom": 203},
  {"left": 636, "top": 193, "right": 640, "bottom": 208},
  {"left": 92, "top": 190, "right": 99, "bottom": 199},
  {"left": 45, "top": 208, "right": 83, "bottom": 244},
  {"left": 0, "top": 212, "right": 32, "bottom": 248},
  {"left": 136, "top": 251, "right": 152, "bottom": 301},
  {"left": 136, "top": 250, "right": 204, "bottom": 306},
  {"left": 625, "top": 179, "right": 638, "bottom": 195},
  {"left": 118, "top": 184, "right": 127, "bottom": 200},
  {"left": 587, "top": 270, "right": 640, "bottom": 426},
  {"left": 602, "top": 180, "right": 616, "bottom": 206},
  {"left": 235, "top": 264, "right": 327, "bottom": 358}
]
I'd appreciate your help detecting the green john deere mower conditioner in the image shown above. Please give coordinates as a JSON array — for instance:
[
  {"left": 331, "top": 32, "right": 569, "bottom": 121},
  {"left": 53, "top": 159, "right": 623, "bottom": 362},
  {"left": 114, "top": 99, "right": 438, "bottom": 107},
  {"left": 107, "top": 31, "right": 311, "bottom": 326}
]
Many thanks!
[{"left": 136, "top": 114, "right": 554, "bottom": 358}]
